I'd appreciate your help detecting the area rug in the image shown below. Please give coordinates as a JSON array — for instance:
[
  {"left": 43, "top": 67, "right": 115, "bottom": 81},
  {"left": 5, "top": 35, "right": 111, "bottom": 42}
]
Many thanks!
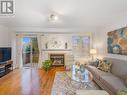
[{"left": 51, "top": 72, "right": 100, "bottom": 95}]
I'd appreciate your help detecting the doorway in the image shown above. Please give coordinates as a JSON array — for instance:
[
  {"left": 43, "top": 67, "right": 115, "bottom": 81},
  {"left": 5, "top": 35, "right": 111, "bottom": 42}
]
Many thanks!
[{"left": 22, "top": 37, "right": 39, "bottom": 68}]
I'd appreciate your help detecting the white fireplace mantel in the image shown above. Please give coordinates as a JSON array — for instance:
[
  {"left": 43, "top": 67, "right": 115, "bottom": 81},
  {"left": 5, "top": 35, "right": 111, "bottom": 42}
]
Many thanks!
[
  {"left": 42, "top": 49, "right": 74, "bottom": 66},
  {"left": 42, "top": 49, "right": 72, "bottom": 51}
]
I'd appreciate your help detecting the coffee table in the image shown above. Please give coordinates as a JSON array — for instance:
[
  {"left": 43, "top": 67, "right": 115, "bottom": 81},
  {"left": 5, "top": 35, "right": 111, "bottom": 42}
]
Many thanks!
[{"left": 66, "top": 64, "right": 93, "bottom": 88}]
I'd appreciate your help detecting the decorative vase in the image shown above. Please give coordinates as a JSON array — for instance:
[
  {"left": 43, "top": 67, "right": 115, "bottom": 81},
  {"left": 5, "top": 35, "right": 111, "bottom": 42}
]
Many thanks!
[
  {"left": 80, "top": 64, "right": 85, "bottom": 73},
  {"left": 65, "top": 42, "right": 67, "bottom": 49},
  {"left": 45, "top": 43, "right": 48, "bottom": 49}
]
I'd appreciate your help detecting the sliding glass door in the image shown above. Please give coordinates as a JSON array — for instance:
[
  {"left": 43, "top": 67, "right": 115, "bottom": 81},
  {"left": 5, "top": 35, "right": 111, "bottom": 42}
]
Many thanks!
[{"left": 22, "top": 37, "right": 39, "bottom": 68}]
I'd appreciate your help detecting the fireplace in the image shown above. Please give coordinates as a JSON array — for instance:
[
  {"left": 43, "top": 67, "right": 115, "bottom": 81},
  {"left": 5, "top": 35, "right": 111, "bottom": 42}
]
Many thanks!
[{"left": 49, "top": 54, "right": 64, "bottom": 66}]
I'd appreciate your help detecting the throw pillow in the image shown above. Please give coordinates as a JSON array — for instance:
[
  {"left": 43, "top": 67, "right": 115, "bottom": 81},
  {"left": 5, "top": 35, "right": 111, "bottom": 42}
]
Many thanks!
[
  {"left": 90, "top": 59, "right": 101, "bottom": 67},
  {"left": 97, "top": 60, "right": 112, "bottom": 72},
  {"left": 103, "top": 60, "right": 112, "bottom": 72},
  {"left": 97, "top": 60, "right": 104, "bottom": 70},
  {"left": 117, "top": 90, "right": 127, "bottom": 95},
  {"left": 95, "top": 58, "right": 101, "bottom": 67}
]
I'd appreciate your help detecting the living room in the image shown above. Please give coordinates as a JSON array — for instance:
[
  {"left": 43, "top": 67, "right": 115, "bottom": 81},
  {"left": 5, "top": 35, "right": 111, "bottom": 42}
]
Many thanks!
[{"left": 0, "top": 0, "right": 127, "bottom": 95}]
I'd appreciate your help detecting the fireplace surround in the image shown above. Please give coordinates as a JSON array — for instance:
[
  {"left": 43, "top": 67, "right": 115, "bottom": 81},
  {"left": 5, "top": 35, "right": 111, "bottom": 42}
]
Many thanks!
[{"left": 49, "top": 53, "right": 64, "bottom": 66}]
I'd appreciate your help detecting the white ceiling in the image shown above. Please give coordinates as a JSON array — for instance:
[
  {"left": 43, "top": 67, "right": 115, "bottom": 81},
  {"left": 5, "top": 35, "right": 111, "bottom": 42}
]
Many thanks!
[{"left": 0, "top": 0, "right": 127, "bottom": 32}]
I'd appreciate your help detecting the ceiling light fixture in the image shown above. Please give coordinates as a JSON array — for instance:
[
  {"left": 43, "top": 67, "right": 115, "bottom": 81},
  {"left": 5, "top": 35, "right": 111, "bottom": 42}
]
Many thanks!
[{"left": 49, "top": 14, "right": 58, "bottom": 22}]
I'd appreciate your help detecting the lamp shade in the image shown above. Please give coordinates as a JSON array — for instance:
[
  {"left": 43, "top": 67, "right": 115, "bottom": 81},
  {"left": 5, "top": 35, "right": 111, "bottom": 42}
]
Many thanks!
[{"left": 90, "top": 49, "right": 97, "bottom": 54}]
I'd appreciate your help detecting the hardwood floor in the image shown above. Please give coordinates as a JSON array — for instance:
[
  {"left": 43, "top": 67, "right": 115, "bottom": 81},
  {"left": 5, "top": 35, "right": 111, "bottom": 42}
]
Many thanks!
[{"left": 0, "top": 67, "right": 65, "bottom": 95}]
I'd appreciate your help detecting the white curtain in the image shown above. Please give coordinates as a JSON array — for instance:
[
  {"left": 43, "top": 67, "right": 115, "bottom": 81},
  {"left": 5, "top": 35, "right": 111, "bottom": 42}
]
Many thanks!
[
  {"left": 16, "top": 34, "right": 23, "bottom": 68},
  {"left": 37, "top": 35, "right": 42, "bottom": 68}
]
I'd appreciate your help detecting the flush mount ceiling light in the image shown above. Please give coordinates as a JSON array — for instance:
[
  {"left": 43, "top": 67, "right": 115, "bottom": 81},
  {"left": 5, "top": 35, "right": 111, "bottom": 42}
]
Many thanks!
[{"left": 48, "top": 14, "right": 58, "bottom": 22}]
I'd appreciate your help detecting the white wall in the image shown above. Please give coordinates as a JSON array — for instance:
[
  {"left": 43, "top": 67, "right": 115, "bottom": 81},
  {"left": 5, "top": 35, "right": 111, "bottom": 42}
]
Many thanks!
[
  {"left": 42, "top": 34, "right": 72, "bottom": 49},
  {"left": 0, "top": 25, "right": 11, "bottom": 47},
  {"left": 11, "top": 32, "right": 17, "bottom": 69},
  {"left": 94, "top": 19, "right": 127, "bottom": 60},
  {"left": 0, "top": 25, "right": 17, "bottom": 68}
]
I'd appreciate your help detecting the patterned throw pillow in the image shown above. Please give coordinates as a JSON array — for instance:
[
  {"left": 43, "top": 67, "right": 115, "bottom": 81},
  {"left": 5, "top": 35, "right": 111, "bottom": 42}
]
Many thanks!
[
  {"left": 97, "top": 60, "right": 112, "bottom": 72},
  {"left": 97, "top": 60, "right": 103, "bottom": 70},
  {"left": 89, "top": 59, "right": 101, "bottom": 67},
  {"left": 95, "top": 59, "right": 101, "bottom": 67}
]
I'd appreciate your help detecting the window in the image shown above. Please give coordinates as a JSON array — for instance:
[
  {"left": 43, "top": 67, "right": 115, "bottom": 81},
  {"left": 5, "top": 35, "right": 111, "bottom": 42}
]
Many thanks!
[{"left": 72, "top": 36, "right": 90, "bottom": 57}]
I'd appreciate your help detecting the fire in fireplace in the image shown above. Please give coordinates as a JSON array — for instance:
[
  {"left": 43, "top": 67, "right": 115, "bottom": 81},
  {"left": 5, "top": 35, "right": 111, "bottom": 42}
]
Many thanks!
[{"left": 49, "top": 54, "right": 64, "bottom": 66}]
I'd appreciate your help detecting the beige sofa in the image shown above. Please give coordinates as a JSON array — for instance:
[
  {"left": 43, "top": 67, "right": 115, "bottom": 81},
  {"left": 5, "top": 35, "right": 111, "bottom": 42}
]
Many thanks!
[{"left": 86, "top": 57, "right": 127, "bottom": 95}]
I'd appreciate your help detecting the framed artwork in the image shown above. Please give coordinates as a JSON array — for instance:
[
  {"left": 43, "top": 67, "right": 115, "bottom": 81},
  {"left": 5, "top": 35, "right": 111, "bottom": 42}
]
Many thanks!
[{"left": 107, "top": 26, "right": 127, "bottom": 55}]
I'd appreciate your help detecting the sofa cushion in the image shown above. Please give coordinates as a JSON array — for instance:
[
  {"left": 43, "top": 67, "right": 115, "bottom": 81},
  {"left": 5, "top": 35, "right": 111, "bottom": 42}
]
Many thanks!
[
  {"left": 89, "top": 61, "right": 98, "bottom": 67},
  {"left": 88, "top": 66, "right": 100, "bottom": 80},
  {"left": 100, "top": 75, "right": 127, "bottom": 94},
  {"left": 86, "top": 65, "right": 112, "bottom": 80},
  {"left": 104, "top": 58, "right": 127, "bottom": 80}
]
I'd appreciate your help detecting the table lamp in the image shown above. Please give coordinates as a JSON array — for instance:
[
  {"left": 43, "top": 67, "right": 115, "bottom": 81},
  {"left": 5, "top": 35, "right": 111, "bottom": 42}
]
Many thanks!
[{"left": 90, "top": 49, "right": 97, "bottom": 61}]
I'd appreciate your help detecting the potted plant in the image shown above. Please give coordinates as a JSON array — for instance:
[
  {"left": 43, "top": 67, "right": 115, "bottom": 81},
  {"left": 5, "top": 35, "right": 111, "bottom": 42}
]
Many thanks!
[{"left": 42, "top": 60, "right": 52, "bottom": 72}]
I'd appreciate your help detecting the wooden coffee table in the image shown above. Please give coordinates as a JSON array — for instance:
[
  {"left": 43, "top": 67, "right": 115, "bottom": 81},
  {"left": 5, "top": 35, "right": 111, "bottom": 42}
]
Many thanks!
[{"left": 76, "top": 90, "right": 109, "bottom": 95}]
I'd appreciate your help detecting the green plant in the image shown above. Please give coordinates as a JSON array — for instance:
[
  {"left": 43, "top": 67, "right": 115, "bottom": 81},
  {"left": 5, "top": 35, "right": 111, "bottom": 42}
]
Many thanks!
[{"left": 42, "top": 60, "right": 52, "bottom": 72}]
